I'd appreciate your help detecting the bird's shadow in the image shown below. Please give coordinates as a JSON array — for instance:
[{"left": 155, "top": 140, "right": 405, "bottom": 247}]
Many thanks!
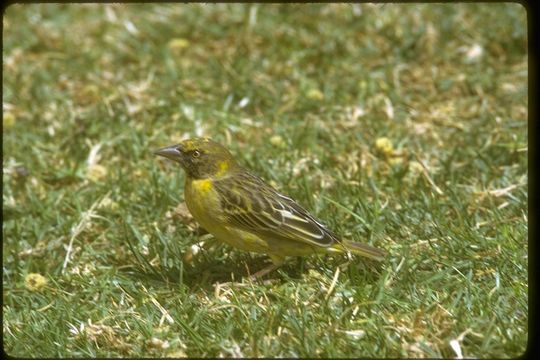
[
  {"left": 120, "top": 250, "right": 385, "bottom": 294},
  {"left": 121, "top": 220, "right": 386, "bottom": 291},
  {"left": 135, "top": 255, "right": 308, "bottom": 290}
]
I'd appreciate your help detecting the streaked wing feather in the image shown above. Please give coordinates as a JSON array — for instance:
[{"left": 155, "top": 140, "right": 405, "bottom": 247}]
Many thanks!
[{"left": 215, "top": 172, "right": 337, "bottom": 247}]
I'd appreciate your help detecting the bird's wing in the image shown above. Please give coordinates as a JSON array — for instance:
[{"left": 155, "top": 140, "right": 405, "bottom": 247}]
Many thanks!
[{"left": 214, "top": 172, "right": 339, "bottom": 248}]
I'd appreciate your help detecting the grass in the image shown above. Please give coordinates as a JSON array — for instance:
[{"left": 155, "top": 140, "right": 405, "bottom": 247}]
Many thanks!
[{"left": 3, "top": 3, "right": 527, "bottom": 357}]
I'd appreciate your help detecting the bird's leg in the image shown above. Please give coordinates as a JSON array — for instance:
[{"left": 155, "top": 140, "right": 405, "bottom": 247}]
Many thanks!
[
  {"left": 248, "top": 263, "right": 281, "bottom": 280},
  {"left": 246, "top": 255, "right": 285, "bottom": 280}
]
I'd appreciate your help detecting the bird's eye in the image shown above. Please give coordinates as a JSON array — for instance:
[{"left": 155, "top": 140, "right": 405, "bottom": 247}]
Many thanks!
[{"left": 192, "top": 150, "right": 201, "bottom": 158}]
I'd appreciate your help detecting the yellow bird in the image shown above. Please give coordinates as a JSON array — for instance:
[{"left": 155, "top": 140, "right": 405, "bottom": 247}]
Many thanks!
[{"left": 155, "top": 138, "right": 385, "bottom": 277}]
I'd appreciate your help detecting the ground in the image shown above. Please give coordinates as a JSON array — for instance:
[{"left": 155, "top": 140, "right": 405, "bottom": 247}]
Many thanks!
[{"left": 3, "top": 3, "right": 527, "bottom": 357}]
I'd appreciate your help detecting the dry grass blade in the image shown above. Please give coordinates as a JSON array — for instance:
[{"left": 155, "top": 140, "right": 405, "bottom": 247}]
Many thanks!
[
  {"left": 412, "top": 153, "right": 444, "bottom": 196},
  {"left": 62, "top": 191, "right": 111, "bottom": 273}
]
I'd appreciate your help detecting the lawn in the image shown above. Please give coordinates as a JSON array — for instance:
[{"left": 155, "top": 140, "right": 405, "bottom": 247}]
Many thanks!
[{"left": 3, "top": 3, "right": 527, "bottom": 357}]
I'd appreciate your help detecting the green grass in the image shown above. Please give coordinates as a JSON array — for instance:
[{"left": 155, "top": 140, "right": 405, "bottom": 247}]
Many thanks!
[{"left": 3, "top": 3, "right": 527, "bottom": 357}]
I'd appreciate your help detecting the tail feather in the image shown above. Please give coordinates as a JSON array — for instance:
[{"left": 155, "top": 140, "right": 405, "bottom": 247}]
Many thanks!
[{"left": 336, "top": 240, "right": 386, "bottom": 262}]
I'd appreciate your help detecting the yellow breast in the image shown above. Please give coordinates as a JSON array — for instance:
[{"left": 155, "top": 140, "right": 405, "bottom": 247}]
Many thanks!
[
  {"left": 184, "top": 178, "right": 223, "bottom": 227},
  {"left": 184, "top": 177, "right": 269, "bottom": 253}
]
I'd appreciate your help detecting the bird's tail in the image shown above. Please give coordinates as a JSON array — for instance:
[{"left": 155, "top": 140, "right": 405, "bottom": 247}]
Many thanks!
[{"left": 332, "top": 240, "right": 386, "bottom": 262}]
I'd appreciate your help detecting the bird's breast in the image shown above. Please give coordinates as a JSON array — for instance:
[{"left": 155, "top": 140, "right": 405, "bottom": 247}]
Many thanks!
[
  {"left": 184, "top": 177, "right": 269, "bottom": 253},
  {"left": 184, "top": 178, "right": 223, "bottom": 224}
]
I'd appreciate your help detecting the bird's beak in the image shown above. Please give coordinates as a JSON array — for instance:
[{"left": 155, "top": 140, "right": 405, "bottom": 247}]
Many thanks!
[{"left": 154, "top": 144, "right": 183, "bottom": 163}]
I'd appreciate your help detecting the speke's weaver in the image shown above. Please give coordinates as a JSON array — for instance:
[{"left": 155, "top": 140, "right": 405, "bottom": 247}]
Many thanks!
[{"left": 155, "top": 138, "right": 385, "bottom": 278}]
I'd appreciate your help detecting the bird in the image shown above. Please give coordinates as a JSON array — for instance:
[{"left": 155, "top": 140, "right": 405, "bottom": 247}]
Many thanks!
[{"left": 154, "top": 137, "right": 386, "bottom": 278}]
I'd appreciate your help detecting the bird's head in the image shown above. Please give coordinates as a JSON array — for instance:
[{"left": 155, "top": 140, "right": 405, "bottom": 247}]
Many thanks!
[{"left": 154, "top": 137, "right": 238, "bottom": 179}]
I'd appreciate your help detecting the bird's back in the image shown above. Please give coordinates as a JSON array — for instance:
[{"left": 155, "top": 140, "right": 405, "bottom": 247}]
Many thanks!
[{"left": 213, "top": 171, "right": 342, "bottom": 249}]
